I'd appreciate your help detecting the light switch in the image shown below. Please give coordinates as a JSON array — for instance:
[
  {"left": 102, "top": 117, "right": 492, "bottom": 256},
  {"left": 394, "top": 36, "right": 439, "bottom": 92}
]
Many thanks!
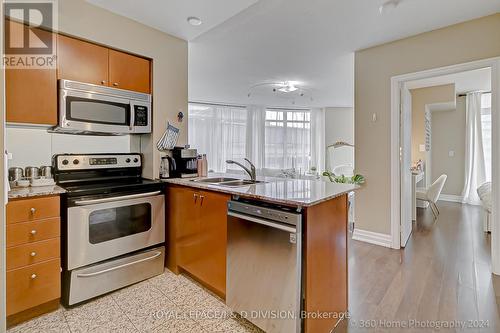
[
  {"left": 372, "top": 113, "right": 377, "bottom": 122},
  {"left": 419, "top": 144, "right": 426, "bottom": 152},
  {"left": 449, "top": 150, "right": 455, "bottom": 157}
]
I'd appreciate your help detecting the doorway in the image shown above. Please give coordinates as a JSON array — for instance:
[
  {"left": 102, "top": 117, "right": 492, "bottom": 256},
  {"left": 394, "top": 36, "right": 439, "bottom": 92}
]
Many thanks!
[{"left": 390, "top": 57, "right": 500, "bottom": 274}]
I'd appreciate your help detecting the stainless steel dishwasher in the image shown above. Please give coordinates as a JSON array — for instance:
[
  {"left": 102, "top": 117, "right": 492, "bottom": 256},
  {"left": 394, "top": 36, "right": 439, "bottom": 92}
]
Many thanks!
[{"left": 227, "top": 200, "right": 302, "bottom": 333}]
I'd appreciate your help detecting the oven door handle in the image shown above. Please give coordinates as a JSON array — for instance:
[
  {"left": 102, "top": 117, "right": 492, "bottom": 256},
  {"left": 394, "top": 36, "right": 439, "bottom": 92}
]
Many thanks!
[
  {"left": 74, "top": 191, "right": 162, "bottom": 206},
  {"left": 76, "top": 251, "right": 162, "bottom": 278}
]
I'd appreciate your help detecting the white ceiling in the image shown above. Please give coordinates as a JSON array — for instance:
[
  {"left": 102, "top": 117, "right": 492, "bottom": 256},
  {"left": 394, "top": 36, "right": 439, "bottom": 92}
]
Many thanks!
[
  {"left": 86, "top": 0, "right": 259, "bottom": 40},
  {"left": 87, "top": 0, "right": 500, "bottom": 108},
  {"left": 406, "top": 67, "right": 492, "bottom": 94}
]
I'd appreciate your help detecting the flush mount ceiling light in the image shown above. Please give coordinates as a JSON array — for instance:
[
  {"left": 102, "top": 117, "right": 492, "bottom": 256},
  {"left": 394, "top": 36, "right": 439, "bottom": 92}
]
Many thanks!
[
  {"left": 247, "top": 81, "right": 314, "bottom": 105},
  {"left": 187, "top": 16, "right": 202, "bottom": 26},
  {"left": 277, "top": 82, "right": 298, "bottom": 93},
  {"left": 379, "top": 0, "right": 402, "bottom": 14}
]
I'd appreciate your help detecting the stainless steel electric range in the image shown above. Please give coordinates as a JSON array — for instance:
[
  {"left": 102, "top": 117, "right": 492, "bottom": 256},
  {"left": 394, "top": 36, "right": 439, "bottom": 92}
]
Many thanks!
[{"left": 53, "top": 153, "right": 165, "bottom": 306}]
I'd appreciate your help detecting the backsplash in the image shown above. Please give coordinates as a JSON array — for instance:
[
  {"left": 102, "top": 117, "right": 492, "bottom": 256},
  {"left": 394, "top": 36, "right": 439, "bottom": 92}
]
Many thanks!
[{"left": 6, "top": 127, "right": 139, "bottom": 168}]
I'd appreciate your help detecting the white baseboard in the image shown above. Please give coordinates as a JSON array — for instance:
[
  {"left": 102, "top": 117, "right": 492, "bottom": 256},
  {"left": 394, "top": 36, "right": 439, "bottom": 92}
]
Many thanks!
[
  {"left": 352, "top": 228, "right": 392, "bottom": 248},
  {"left": 439, "top": 194, "right": 464, "bottom": 203}
]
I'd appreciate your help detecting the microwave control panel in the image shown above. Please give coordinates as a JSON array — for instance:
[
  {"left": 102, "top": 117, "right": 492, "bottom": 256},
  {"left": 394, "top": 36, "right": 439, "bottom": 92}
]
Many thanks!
[{"left": 134, "top": 105, "right": 149, "bottom": 126}]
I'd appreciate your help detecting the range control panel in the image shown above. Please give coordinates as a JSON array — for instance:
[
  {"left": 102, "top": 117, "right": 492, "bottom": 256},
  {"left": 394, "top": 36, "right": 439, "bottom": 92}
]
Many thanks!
[{"left": 56, "top": 154, "right": 141, "bottom": 170}]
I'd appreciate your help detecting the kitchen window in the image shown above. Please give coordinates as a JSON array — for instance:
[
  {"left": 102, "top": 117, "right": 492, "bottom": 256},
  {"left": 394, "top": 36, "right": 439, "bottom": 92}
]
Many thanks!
[
  {"left": 265, "top": 109, "right": 311, "bottom": 172},
  {"left": 188, "top": 103, "right": 247, "bottom": 172},
  {"left": 188, "top": 103, "right": 318, "bottom": 174}
]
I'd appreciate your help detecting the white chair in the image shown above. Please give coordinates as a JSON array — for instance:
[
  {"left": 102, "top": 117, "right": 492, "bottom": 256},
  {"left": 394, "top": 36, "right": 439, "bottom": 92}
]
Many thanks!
[{"left": 416, "top": 174, "right": 447, "bottom": 218}]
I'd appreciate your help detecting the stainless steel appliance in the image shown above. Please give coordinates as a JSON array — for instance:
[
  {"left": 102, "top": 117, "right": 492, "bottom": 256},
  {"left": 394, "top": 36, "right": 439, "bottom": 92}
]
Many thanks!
[
  {"left": 8, "top": 167, "right": 23, "bottom": 181},
  {"left": 54, "top": 153, "right": 165, "bottom": 306},
  {"left": 40, "top": 165, "right": 53, "bottom": 178},
  {"left": 171, "top": 146, "right": 198, "bottom": 178},
  {"left": 227, "top": 200, "right": 303, "bottom": 333},
  {"left": 56, "top": 79, "right": 151, "bottom": 135},
  {"left": 159, "top": 155, "right": 175, "bottom": 179},
  {"left": 24, "top": 166, "right": 40, "bottom": 179}
]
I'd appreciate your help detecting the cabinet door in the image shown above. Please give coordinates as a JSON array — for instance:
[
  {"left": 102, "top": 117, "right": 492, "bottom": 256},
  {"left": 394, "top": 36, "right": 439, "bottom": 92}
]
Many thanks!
[
  {"left": 5, "top": 20, "right": 57, "bottom": 125},
  {"left": 57, "top": 34, "right": 108, "bottom": 86},
  {"left": 108, "top": 49, "right": 150, "bottom": 93},
  {"left": 198, "top": 190, "right": 230, "bottom": 296},
  {"left": 170, "top": 187, "right": 202, "bottom": 274}
]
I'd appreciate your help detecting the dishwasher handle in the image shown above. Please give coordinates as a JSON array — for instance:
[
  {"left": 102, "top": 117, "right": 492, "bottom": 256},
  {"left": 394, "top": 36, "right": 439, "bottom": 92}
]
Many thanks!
[{"left": 228, "top": 210, "right": 297, "bottom": 233}]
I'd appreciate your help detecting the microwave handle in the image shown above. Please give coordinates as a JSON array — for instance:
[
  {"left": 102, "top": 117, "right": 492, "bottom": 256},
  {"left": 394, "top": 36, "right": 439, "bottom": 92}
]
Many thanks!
[
  {"left": 74, "top": 191, "right": 162, "bottom": 206},
  {"left": 129, "top": 105, "right": 135, "bottom": 131}
]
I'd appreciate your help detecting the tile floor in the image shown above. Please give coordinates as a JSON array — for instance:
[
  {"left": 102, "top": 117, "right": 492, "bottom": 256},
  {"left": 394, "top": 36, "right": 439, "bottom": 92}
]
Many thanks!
[{"left": 7, "top": 269, "right": 263, "bottom": 333}]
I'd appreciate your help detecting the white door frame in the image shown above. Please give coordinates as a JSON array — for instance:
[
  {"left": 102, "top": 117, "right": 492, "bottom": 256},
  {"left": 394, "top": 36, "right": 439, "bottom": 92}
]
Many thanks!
[{"left": 390, "top": 57, "right": 500, "bottom": 274}]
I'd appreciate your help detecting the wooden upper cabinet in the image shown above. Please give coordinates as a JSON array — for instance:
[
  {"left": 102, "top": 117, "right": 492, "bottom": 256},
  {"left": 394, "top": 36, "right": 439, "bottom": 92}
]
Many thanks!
[
  {"left": 5, "top": 20, "right": 57, "bottom": 125},
  {"left": 109, "top": 49, "right": 151, "bottom": 93},
  {"left": 57, "top": 34, "right": 109, "bottom": 86}
]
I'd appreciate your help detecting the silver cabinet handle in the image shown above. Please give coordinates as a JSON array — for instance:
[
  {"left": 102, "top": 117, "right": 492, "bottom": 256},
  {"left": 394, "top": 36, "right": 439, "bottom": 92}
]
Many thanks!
[
  {"left": 30, "top": 207, "right": 36, "bottom": 214},
  {"left": 200, "top": 195, "right": 205, "bottom": 206},
  {"left": 30, "top": 229, "right": 37, "bottom": 235},
  {"left": 31, "top": 274, "right": 37, "bottom": 279},
  {"left": 101, "top": 80, "right": 106, "bottom": 85},
  {"left": 30, "top": 252, "right": 36, "bottom": 257},
  {"left": 194, "top": 193, "right": 199, "bottom": 204},
  {"left": 74, "top": 191, "right": 161, "bottom": 206},
  {"left": 76, "top": 251, "right": 162, "bottom": 278},
  {"left": 113, "top": 82, "right": 119, "bottom": 86}
]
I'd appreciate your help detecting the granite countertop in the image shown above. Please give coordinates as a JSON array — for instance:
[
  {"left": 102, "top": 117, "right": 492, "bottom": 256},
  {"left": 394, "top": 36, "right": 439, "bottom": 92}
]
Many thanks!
[
  {"left": 8, "top": 185, "right": 66, "bottom": 200},
  {"left": 162, "top": 173, "right": 358, "bottom": 207}
]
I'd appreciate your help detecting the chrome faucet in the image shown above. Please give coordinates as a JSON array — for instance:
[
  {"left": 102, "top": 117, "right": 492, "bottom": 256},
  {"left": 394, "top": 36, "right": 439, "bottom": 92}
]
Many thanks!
[{"left": 226, "top": 158, "right": 256, "bottom": 181}]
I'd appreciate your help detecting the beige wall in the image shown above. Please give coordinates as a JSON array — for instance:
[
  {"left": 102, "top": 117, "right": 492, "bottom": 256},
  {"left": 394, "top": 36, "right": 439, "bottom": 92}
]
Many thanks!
[
  {"left": 59, "top": 0, "right": 188, "bottom": 179},
  {"left": 355, "top": 14, "right": 500, "bottom": 235},
  {"left": 431, "top": 96, "right": 466, "bottom": 196},
  {"left": 325, "top": 107, "right": 354, "bottom": 171},
  {"left": 410, "top": 84, "right": 455, "bottom": 164}
]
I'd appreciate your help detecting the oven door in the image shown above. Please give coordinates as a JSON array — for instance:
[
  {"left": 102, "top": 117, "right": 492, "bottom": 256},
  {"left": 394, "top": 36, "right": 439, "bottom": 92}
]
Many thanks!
[
  {"left": 67, "top": 191, "right": 165, "bottom": 270},
  {"left": 60, "top": 88, "right": 133, "bottom": 134}
]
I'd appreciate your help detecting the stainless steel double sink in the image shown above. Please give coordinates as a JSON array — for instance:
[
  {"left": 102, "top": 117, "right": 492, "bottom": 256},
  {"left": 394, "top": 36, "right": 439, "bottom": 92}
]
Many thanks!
[{"left": 191, "top": 177, "right": 266, "bottom": 187}]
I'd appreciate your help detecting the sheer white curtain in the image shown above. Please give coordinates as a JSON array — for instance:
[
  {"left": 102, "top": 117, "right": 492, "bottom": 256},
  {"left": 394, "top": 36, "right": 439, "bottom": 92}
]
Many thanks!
[
  {"left": 189, "top": 104, "right": 325, "bottom": 176},
  {"left": 462, "top": 92, "right": 487, "bottom": 205},
  {"left": 245, "top": 105, "right": 266, "bottom": 170},
  {"left": 188, "top": 104, "right": 247, "bottom": 172},
  {"left": 310, "top": 108, "right": 326, "bottom": 173}
]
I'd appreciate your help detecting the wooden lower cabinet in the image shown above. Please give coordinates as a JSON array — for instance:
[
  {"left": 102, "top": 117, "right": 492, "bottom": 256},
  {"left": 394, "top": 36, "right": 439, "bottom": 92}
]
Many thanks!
[
  {"left": 166, "top": 185, "right": 230, "bottom": 297},
  {"left": 6, "top": 196, "right": 61, "bottom": 325},
  {"left": 166, "top": 185, "right": 349, "bottom": 332},
  {"left": 304, "top": 194, "right": 348, "bottom": 333},
  {"left": 6, "top": 259, "right": 61, "bottom": 316},
  {"left": 7, "top": 238, "right": 60, "bottom": 270}
]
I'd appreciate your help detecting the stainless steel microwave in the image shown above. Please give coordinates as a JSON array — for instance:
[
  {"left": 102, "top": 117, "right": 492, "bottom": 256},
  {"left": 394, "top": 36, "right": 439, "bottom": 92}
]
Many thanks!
[{"left": 57, "top": 79, "right": 151, "bottom": 135}]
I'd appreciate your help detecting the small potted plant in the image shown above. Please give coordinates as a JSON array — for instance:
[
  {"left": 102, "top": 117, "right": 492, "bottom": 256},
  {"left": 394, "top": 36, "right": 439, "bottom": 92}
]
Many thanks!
[{"left": 322, "top": 171, "right": 365, "bottom": 185}]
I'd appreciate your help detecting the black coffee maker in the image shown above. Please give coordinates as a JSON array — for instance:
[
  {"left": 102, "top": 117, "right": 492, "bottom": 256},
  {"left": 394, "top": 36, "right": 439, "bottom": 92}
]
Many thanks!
[{"left": 169, "top": 146, "right": 198, "bottom": 178}]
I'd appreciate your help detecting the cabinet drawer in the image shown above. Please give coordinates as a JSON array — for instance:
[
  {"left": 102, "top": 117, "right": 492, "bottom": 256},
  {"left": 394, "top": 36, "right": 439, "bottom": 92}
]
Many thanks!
[
  {"left": 6, "top": 258, "right": 61, "bottom": 316},
  {"left": 7, "top": 218, "right": 60, "bottom": 247},
  {"left": 7, "top": 196, "right": 60, "bottom": 224},
  {"left": 7, "top": 238, "right": 60, "bottom": 271}
]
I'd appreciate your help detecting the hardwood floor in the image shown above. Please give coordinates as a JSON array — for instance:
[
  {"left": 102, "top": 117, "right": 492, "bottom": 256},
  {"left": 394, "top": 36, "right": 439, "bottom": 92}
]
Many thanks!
[{"left": 335, "top": 201, "right": 500, "bottom": 332}]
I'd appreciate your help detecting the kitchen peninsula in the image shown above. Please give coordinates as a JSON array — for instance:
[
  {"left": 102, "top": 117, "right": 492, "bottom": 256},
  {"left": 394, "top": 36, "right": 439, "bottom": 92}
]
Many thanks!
[{"left": 164, "top": 174, "right": 357, "bottom": 333}]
